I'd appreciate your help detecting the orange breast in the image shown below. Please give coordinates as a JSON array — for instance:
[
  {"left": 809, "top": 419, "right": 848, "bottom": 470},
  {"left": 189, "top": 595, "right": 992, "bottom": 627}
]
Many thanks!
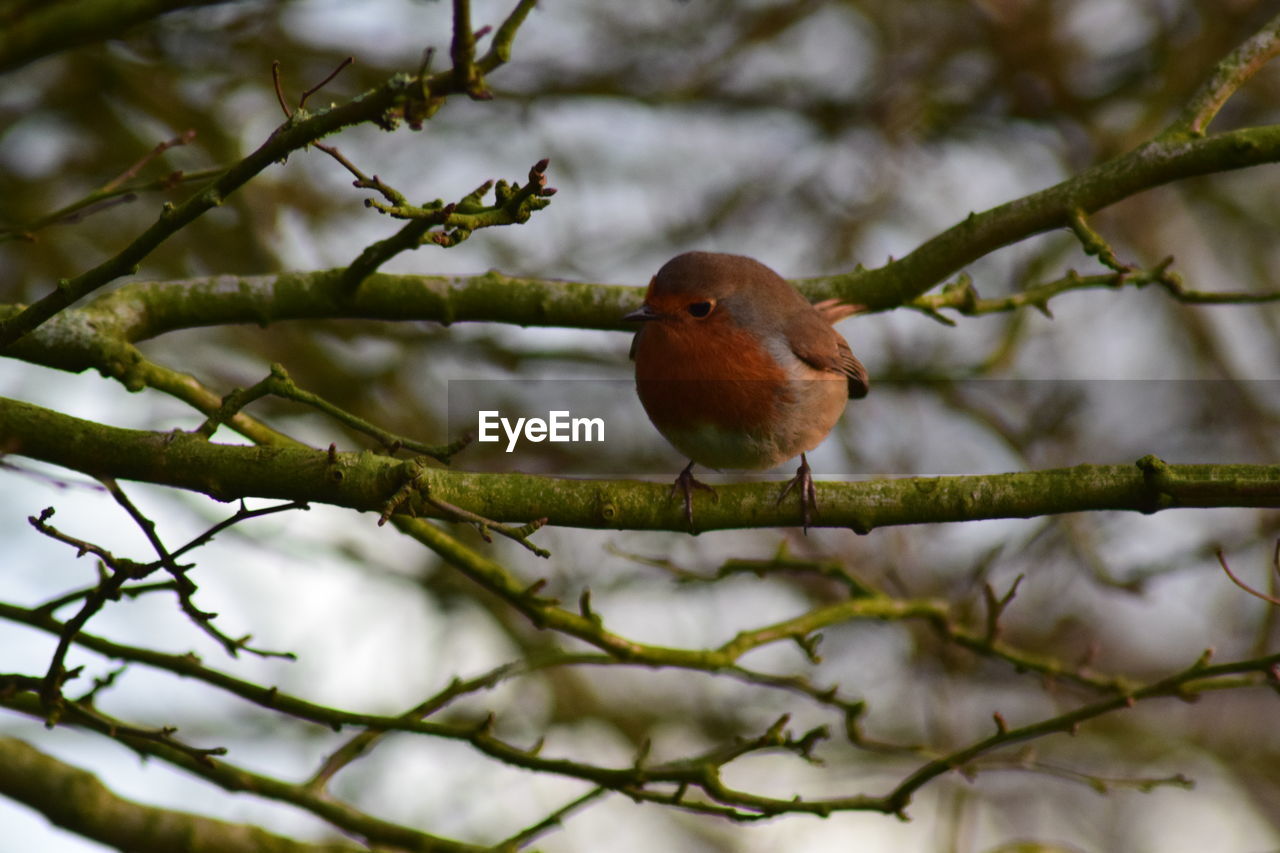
[{"left": 633, "top": 315, "right": 789, "bottom": 435}]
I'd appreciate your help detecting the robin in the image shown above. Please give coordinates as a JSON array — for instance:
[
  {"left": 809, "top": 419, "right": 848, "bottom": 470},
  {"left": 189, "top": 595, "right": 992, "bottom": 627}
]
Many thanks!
[{"left": 624, "top": 251, "right": 868, "bottom": 530}]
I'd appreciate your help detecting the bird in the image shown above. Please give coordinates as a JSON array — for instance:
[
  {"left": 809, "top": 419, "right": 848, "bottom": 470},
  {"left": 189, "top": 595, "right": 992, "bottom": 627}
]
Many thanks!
[{"left": 624, "top": 251, "right": 868, "bottom": 530}]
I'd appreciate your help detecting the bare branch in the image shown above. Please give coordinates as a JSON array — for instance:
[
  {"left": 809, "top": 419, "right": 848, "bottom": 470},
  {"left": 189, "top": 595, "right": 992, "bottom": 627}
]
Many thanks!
[{"left": 1170, "top": 11, "right": 1280, "bottom": 136}]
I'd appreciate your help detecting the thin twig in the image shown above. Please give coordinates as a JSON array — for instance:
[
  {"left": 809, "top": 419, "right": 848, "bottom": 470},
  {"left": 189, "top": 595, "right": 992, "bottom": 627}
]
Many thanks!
[
  {"left": 499, "top": 787, "right": 609, "bottom": 850},
  {"left": 95, "top": 480, "right": 299, "bottom": 660},
  {"left": 1218, "top": 547, "right": 1280, "bottom": 607},
  {"left": 27, "top": 508, "right": 151, "bottom": 722},
  {"left": 908, "top": 258, "right": 1280, "bottom": 322},
  {"left": 170, "top": 500, "right": 310, "bottom": 561},
  {"left": 270, "top": 59, "right": 291, "bottom": 118},
  {"left": 379, "top": 461, "right": 550, "bottom": 557},
  {"left": 101, "top": 130, "right": 197, "bottom": 193},
  {"left": 298, "top": 56, "right": 354, "bottom": 110}
]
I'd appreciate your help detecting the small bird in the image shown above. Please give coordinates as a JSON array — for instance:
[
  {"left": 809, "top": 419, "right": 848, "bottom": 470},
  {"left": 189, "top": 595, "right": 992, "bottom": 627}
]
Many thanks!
[{"left": 625, "top": 251, "right": 868, "bottom": 529}]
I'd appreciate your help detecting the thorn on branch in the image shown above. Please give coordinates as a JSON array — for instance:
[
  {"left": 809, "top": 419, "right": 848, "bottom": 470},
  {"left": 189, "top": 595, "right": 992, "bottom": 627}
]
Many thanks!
[
  {"left": 793, "top": 632, "right": 823, "bottom": 664},
  {"left": 982, "top": 573, "right": 1024, "bottom": 643},
  {"left": 473, "top": 712, "right": 496, "bottom": 736},
  {"left": 74, "top": 665, "right": 128, "bottom": 706},
  {"left": 791, "top": 725, "right": 829, "bottom": 764},
  {"left": 521, "top": 578, "right": 552, "bottom": 601},
  {"left": 763, "top": 714, "right": 791, "bottom": 745},
  {"left": 632, "top": 738, "right": 652, "bottom": 773},
  {"left": 578, "top": 588, "right": 601, "bottom": 624}
]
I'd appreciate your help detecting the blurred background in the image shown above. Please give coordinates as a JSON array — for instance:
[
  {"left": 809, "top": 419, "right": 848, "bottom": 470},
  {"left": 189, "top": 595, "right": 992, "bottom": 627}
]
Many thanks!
[{"left": 3, "top": 0, "right": 1280, "bottom": 850}]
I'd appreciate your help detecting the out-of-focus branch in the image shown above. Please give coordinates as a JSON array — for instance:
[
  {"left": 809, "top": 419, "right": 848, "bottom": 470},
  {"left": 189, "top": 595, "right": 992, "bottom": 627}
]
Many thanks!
[
  {"left": 801, "top": 123, "right": 1280, "bottom": 310},
  {"left": 0, "top": 0, "right": 542, "bottom": 350},
  {"left": 0, "top": 132, "right": 218, "bottom": 244},
  {"left": 0, "top": 0, "right": 240, "bottom": 74},
  {"left": 0, "top": 694, "right": 487, "bottom": 853},
  {"left": 7, "top": 602, "right": 1264, "bottom": 825},
  {"left": 802, "top": 11, "right": 1280, "bottom": 310},
  {"left": 2, "top": 517, "right": 1275, "bottom": 827},
  {"left": 0, "top": 737, "right": 363, "bottom": 853},
  {"left": 3, "top": 7, "right": 1276, "bottom": 351},
  {"left": 907, "top": 258, "right": 1280, "bottom": 324},
  {"left": 0, "top": 76, "right": 404, "bottom": 347},
  {"left": 1218, "top": 543, "right": 1280, "bottom": 607},
  {"left": 1169, "top": 10, "right": 1280, "bottom": 136}
]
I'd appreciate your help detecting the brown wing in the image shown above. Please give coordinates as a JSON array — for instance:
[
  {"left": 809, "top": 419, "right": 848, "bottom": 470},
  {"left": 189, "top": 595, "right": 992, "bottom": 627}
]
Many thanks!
[
  {"left": 835, "top": 338, "right": 870, "bottom": 399},
  {"left": 789, "top": 302, "right": 870, "bottom": 399}
]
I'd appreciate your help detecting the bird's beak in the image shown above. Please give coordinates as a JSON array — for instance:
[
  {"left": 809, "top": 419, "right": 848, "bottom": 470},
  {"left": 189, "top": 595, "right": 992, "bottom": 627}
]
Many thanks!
[{"left": 623, "top": 304, "right": 659, "bottom": 322}]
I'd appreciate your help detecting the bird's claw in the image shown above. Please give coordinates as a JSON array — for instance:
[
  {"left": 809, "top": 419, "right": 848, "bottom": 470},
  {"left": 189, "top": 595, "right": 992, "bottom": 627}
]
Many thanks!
[
  {"left": 671, "top": 460, "right": 717, "bottom": 531},
  {"left": 777, "top": 453, "right": 817, "bottom": 532}
]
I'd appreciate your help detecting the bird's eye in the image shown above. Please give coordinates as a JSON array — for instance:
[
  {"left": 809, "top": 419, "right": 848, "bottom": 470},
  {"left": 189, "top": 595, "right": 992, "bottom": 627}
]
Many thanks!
[{"left": 687, "top": 300, "right": 714, "bottom": 318}]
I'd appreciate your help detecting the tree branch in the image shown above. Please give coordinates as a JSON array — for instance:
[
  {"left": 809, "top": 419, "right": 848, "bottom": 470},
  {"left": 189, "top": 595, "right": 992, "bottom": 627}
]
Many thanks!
[
  {"left": 801, "top": 123, "right": 1280, "bottom": 310},
  {"left": 5, "top": 121, "right": 1280, "bottom": 363},
  {"left": 0, "top": 737, "right": 363, "bottom": 853},
  {"left": 0, "top": 0, "right": 241, "bottom": 74},
  {"left": 1169, "top": 10, "right": 1280, "bottom": 136},
  {"left": 3, "top": 396, "right": 1277, "bottom": 535},
  {"left": 0, "top": 0, "right": 542, "bottom": 350},
  {"left": 0, "top": 695, "right": 486, "bottom": 853}
]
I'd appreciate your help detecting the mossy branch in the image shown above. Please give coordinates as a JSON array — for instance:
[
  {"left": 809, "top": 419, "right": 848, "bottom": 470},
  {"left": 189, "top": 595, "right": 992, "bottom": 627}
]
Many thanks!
[
  {"left": 5, "top": 118, "right": 1280, "bottom": 363},
  {"left": 1170, "top": 10, "right": 1280, "bottom": 136},
  {"left": 3, "top": 397, "right": 1278, "bottom": 533},
  {"left": 799, "top": 123, "right": 1280, "bottom": 310},
  {"left": 3, "top": 589, "right": 1270, "bottom": 823},
  {"left": 0, "top": 0, "right": 233, "bottom": 73},
  {"left": 0, "top": 737, "right": 364, "bottom": 853},
  {"left": 0, "top": 0, "right": 542, "bottom": 350},
  {"left": 0, "top": 695, "right": 486, "bottom": 853}
]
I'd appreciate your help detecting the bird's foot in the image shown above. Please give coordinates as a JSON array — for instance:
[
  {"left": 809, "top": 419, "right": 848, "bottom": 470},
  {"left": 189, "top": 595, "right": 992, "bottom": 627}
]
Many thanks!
[
  {"left": 671, "top": 460, "right": 717, "bottom": 531},
  {"left": 777, "top": 452, "right": 818, "bottom": 532}
]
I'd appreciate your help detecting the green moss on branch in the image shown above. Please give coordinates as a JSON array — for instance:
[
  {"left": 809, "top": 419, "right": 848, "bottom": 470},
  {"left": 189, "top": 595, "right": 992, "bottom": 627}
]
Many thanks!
[{"left": 3, "top": 396, "right": 1278, "bottom": 533}]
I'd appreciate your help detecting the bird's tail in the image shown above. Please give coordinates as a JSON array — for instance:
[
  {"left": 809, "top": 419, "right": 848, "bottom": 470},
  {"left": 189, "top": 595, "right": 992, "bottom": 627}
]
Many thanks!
[{"left": 812, "top": 298, "right": 865, "bottom": 325}]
